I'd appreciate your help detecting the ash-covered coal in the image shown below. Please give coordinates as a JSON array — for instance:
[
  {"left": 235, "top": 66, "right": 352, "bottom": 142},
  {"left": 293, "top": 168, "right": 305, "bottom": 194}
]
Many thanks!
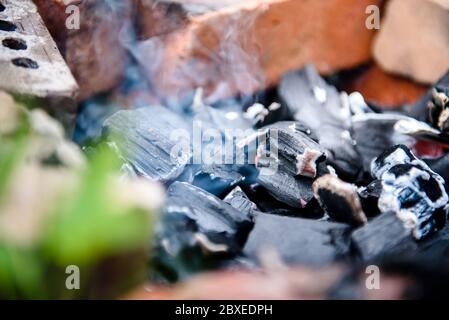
[{"left": 372, "top": 145, "right": 448, "bottom": 240}]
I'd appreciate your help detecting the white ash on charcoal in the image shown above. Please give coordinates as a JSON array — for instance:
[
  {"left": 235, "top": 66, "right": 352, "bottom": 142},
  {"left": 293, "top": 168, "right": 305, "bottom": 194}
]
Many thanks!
[
  {"left": 243, "top": 102, "right": 290, "bottom": 128},
  {"left": 192, "top": 89, "right": 254, "bottom": 138},
  {"left": 313, "top": 175, "right": 367, "bottom": 227},
  {"left": 409, "top": 72, "right": 449, "bottom": 122},
  {"left": 372, "top": 145, "right": 448, "bottom": 240},
  {"left": 102, "top": 106, "right": 192, "bottom": 183},
  {"left": 165, "top": 182, "right": 254, "bottom": 250},
  {"left": 358, "top": 180, "right": 383, "bottom": 218},
  {"left": 278, "top": 65, "right": 361, "bottom": 179},
  {"left": 249, "top": 121, "right": 328, "bottom": 209},
  {"left": 243, "top": 213, "right": 351, "bottom": 266},
  {"left": 351, "top": 212, "right": 418, "bottom": 262},
  {"left": 428, "top": 88, "right": 449, "bottom": 133},
  {"left": 425, "top": 154, "right": 449, "bottom": 192},
  {"left": 224, "top": 186, "right": 259, "bottom": 220},
  {"left": 394, "top": 117, "right": 449, "bottom": 147}
]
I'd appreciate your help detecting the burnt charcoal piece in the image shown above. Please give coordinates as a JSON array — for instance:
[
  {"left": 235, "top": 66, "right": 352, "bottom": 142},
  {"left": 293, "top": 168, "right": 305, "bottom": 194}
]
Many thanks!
[
  {"left": 257, "top": 122, "right": 326, "bottom": 178},
  {"left": 371, "top": 145, "right": 417, "bottom": 179},
  {"left": 152, "top": 212, "right": 231, "bottom": 282},
  {"left": 358, "top": 180, "right": 382, "bottom": 218},
  {"left": 352, "top": 113, "right": 414, "bottom": 173},
  {"left": 372, "top": 145, "right": 448, "bottom": 240},
  {"left": 427, "top": 88, "right": 449, "bottom": 133},
  {"left": 409, "top": 72, "right": 449, "bottom": 122},
  {"left": 241, "top": 183, "right": 320, "bottom": 218},
  {"left": 166, "top": 182, "right": 253, "bottom": 250},
  {"left": 279, "top": 65, "right": 361, "bottom": 179},
  {"left": 224, "top": 186, "right": 258, "bottom": 220},
  {"left": 243, "top": 102, "right": 291, "bottom": 128},
  {"left": 252, "top": 121, "right": 326, "bottom": 209},
  {"left": 191, "top": 165, "right": 245, "bottom": 197},
  {"left": 192, "top": 93, "right": 253, "bottom": 138},
  {"left": 394, "top": 117, "right": 449, "bottom": 146},
  {"left": 352, "top": 212, "right": 418, "bottom": 262},
  {"left": 258, "top": 171, "right": 315, "bottom": 209},
  {"left": 103, "top": 106, "right": 191, "bottom": 183},
  {"left": 313, "top": 175, "right": 367, "bottom": 226},
  {"left": 426, "top": 154, "right": 449, "bottom": 190},
  {"left": 244, "top": 213, "right": 351, "bottom": 266}
]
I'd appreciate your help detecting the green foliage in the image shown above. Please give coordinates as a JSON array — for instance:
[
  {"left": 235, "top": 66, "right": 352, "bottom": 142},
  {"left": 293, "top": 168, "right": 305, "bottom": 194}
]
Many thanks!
[{"left": 0, "top": 102, "right": 155, "bottom": 299}]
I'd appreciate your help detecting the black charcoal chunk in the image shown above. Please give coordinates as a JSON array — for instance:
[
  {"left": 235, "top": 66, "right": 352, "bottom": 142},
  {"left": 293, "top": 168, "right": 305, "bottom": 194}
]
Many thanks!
[
  {"left": 191, "top": 164, "right": 245, "bottom": 197},
  {"left": 103, "top": 106, "right": 191, "bottom": 183},
  {"left": 426, "top": 154, "right": 449, "bottom": 189},
  {"left": 427, "top": 88, "right": 449, "bottom": 133},
  {"left": 409, "top": 72, "right": 449, "bottom": 122},
  {"left": 257, "top": 121, "right": 326, "bottom": 178},
  {"left": 166, "top": 182, "right": 253, "bottom": 249},
  {"left": 313, "top": 175, "right": 367, "bottom": 226},
  {"left": 358, "top": 180, "right": 382, "bottom": 218},
  {"left": 351, "top": 212, "right": 417, "bottom": 262},
  {"left": 352, "top": 114, "right": 414, "bottom": 173},
  {"left": 278, "top": 65, "right": 361, "bottom": 179},
  {"left": 258, "top": 171, "right": 315, "bottom": 209},
  {"left": 253, "top": 121, "right": 326, "bottom": 209},
  {"left": 152, "top": 212, "right": 230, "bottom": 282},
  {"left": 244, "top": 213, "right": 351, "bottom": 266},
  {"left": 224, "top": 186, "right": 258, "bottom": 220},
  {"left": 372, "top": 145, "right": 448, "bottom": 240},
  {"left": 243, "top": 102, "right": 291, "bottom": 128}
]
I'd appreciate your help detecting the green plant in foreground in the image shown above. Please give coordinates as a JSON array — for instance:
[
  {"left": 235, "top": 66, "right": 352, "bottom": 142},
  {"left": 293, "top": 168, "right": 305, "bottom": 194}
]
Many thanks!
[{"left": 0, "top": 94, "right": 161, "bottom": 299}]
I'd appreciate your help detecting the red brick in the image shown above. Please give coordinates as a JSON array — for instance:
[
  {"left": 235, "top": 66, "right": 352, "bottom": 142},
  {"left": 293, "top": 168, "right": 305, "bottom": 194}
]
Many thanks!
[{"left": 135, "top": 0, "right": 383, "bottom": 104}]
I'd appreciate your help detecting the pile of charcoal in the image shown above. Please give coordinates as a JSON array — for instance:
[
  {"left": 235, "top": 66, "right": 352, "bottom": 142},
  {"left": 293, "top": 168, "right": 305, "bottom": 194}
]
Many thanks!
[{"left": 100, "top": 65, "right": 449, "bottom": 289}]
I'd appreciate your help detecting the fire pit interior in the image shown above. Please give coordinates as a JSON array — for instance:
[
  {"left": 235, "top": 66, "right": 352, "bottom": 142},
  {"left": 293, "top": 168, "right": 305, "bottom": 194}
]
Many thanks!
[{"left": 1, "top": 0, "right": 449, "bottom": 301}]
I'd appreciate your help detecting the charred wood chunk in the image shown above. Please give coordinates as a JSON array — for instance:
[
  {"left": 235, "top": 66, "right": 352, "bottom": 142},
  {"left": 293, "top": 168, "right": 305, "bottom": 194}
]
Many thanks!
[
  {"left": 224, "top": 186, "right": 258, "bottom": 221},
  {"left": 428, "top": 87, "right": 449, "bottom": 133},
  {"left": 313, "top": 175, "right": 367, "bottom": 227},
  {"left": 244, "top": 213, "right": 351, "bottom": 266},
  {"left": 352, "top": 114, "right": 413, "bottom": 174},
  {"left": 152, "top": 212, "right": 230, "bottom": 282},
  {"left": 358, "top": 180, "right": 382, "bottom": 218},
  {"left": 192, "top": 165, "right": 245, "bottom": 197},
  {"left": 351, "top": 212, "right": 418, "bottom": 262},
  {"left": 410, "top": 72, "right": 449, "bottom": 122},
  {"left": 426, "top": 154, "right": 449, "bottom": 191},
  {"left": 254, "top": 121, "right": 326, "bottom": 209},
  {"left": 372, "top": 145, "right": 448, "bottom": 240},
  {"left": 278, "top": 65, "right": 361, "bottom": 179},
  {"left": 103, "top": 106, "right": 191, "bottom": 183},
  {"left": 166, "top": 182, "right": 254, "bottom": 250},
  {"left": 258, "top": 171, "right": 315, "bottom": 210}
]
